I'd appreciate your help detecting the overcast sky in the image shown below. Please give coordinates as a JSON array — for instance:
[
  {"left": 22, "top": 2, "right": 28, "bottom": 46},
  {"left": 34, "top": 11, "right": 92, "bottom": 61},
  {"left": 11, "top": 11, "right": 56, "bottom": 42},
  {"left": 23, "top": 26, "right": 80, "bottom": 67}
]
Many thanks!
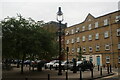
[{"left": 0, "top": 0, "right": 120, "bottom": 27}]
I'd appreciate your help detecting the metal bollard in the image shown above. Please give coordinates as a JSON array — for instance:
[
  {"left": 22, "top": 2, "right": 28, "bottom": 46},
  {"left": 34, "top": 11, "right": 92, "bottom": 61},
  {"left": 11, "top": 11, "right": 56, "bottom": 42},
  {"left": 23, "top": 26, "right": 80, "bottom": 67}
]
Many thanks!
[
  {"left": 98, "top": 65, "right": 99, "bottom": 71},
  {"left": 50, "top": 65, "right": 52, "bottom": 70},
  {"left": 110, "top": 64, "right": 112, "bottom": 73},
  {"left": 73, "top": 59, "right": 77, "bottom": 73},
  {"left": 91, "top": 69, "right": 93, "bottom": 79},
  {"left": 79, "top": 68, "right": 82, "bottom": 80},
  {"left": 66, "top": 72, "right": 68, "bottom": 80},
  {"left": 25, "top": 77, "right": 28, "bottom": 80},
  {"left": 45, "top": 65, "right": 47, "bottom": 69},
  {"left": 55, "top": 65, "right": 57, "bottom": 70},
  {"left": 48, "top": 74, "right": 50, "bottom": 80},
  {"left": 100, "top": 67, "right": 102, "bottom": 76},
  {"left": 107, "top": 65, "right": 110, "bottom": 74}
]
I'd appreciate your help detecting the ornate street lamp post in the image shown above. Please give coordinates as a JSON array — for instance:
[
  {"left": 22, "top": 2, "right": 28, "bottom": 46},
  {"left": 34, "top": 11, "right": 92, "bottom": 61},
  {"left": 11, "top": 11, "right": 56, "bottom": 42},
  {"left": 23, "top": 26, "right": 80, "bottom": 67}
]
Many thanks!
[{"left": 56, "top": 7, "right": 63, "bottom": 75}]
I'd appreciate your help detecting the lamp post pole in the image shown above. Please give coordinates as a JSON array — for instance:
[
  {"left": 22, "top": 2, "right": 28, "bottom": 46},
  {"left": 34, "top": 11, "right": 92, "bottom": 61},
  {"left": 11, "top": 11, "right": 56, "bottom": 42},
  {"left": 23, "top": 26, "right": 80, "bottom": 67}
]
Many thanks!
[
  {"left": 58, "top": 20, "right": 62, "bottom": 75},
  {"left": 56, "top": 7, "right": 63, "bottom": 75},
  {"left": 66, "top": 47, "right": 69, "bottom": 71}
]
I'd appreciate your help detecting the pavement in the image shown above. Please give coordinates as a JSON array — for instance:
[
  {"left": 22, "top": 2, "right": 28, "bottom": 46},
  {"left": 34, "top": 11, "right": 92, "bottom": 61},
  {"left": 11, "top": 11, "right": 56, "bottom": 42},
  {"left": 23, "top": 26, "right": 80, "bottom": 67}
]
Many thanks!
[{"left": 2, "top": 65, "right": 118, "bottom": 80}]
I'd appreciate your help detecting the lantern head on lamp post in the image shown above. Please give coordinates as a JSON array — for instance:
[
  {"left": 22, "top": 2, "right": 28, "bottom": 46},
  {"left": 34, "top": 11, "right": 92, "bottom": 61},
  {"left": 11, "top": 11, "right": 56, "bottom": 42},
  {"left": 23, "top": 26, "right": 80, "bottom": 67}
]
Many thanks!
[
  {"left": 57, "top": 7, "right": 63, "bottom": 22},
  {"left": 56, "top": 7, "right": 63, "bottom": 75}
]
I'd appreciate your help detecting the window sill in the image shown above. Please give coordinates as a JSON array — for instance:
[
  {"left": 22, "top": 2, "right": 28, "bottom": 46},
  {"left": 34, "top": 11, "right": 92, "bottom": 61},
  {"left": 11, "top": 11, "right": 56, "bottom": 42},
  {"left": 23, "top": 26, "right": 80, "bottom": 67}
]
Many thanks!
[
  {"left": 106, "top": 62, "right": 110, "bottom": 64},
  {"left": 89, "top": 40, "right": 92, "bottom": 41},
  {"left": 105, "top": 49, "right": 110, "bottom": 51},
  {"left": 117, "top": 35, "right": 120, "bottom": 37},
  {"left": 89, "top": 51, "right": 93, "bottom": 52},
  {"left": 82, "top": 41, "right": 86, "bottom": 42},
  {"left": 95, "top": 39, "right": 99, "bottom": 40},
  {"left": 96, "top": 50, "right": 100, "bottom": 52},
  {"left": 104, "top": 37, "right": 109, "bottom": 39},
  {"left": 103, "top": 24, "right": 109, "bottom": 27}
]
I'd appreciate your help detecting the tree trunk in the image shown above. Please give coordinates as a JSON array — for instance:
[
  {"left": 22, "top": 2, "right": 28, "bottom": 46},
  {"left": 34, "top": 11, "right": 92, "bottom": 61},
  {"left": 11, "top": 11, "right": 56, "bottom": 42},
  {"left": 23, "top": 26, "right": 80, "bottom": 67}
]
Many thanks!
[
  {"left": 17, "top": 62, "right": 20, "bottom": 68},
  {"left": 29, "top": 64, "right": 31, "bottom": 71},
  {"left": 21, "top": 54, "right": 25, "bottom": 74}
]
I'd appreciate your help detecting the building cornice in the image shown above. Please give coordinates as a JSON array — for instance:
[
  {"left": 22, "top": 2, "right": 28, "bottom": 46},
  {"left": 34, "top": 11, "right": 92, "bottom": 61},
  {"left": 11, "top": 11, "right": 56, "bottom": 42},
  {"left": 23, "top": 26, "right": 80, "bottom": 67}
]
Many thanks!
[{"left": 67, "top": 10, "right": 120, "bottom": 28}]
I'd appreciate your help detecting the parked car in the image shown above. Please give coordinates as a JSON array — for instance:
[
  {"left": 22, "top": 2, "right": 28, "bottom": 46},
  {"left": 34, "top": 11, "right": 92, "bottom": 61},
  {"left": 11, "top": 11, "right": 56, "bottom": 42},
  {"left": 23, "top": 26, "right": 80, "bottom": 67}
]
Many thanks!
[
  {"left": 70, "top": 61, "right": 82, "bottom": 71},
  {"left": 53, "top": 61, "right": 62, "bottom": 69},
  {"left": 24, "top": 60, "right": 31, "bottom": 65},
  {"left": 30, "top": 60, "right": 47, "bottom": 69},
  {"left": 78, "top": 60, "right": 94, "bottom": 71},
  {"left": 44, "top": 60, "right": 59, "bottom": 69},
  {"left": 14, "top": 59, "right": 21, "bottom": 64},
  {"left": 61, "top": 61, "right": 73, "bottom": 70},
  {"left": 31, "top": 60, "right": 38, "bottom": 67}
]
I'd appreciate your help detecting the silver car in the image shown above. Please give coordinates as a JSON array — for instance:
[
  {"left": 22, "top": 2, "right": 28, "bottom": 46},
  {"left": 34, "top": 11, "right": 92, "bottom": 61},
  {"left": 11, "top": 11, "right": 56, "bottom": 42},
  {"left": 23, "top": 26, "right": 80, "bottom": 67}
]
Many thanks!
[
  {"left": 44, "top": 60, "right": 59, "bottom": 69},
  {"left": 61, "top": 61, "right": 73, "bottom": 70}
]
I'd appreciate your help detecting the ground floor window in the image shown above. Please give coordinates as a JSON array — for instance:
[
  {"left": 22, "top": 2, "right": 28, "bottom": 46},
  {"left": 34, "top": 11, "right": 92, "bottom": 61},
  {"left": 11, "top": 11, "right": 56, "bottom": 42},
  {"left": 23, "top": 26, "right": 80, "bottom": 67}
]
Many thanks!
[
  {"left": 89, "top": 56, "right": 93, "bottom": 62},
  {"left": 105, "top": 44, "right": 110, "bottom": 51},
  {"left": 83, "top": 57, "right": 86, "bottom": 61},
  {"left": 106, "top": 56, "right": 110, "bottom": 63}
]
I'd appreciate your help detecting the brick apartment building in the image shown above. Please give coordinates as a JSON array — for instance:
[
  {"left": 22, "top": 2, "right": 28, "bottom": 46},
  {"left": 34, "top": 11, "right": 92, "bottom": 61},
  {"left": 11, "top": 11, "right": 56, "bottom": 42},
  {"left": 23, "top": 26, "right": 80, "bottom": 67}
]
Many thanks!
[
  {"left": 64, "top": 10, "right": 120, "bottom": 67},
  {"left": 43, "top": 21, "right": 67, "bottom": 60}
]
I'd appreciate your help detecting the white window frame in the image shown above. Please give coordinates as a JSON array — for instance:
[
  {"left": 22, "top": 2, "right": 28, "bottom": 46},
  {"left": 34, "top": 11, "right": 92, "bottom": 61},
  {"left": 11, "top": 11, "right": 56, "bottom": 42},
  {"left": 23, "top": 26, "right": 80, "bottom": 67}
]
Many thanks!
[
  {"left": 89, "top": 47, "right": 92, "bottom": 52},
  {"left": 96, "top": 45, "right": 100, "bottom": 51},
  {"left": 104, "top": 19, "right": 108, "bottom": 26},
  {"left": 104, "top": 31, "right": 109, "bottom": 38},
  {"left": 118, "top": 43, "right": 120, "bottom": 49},
  {"left": 89, "top": 56, "right": 93, "bottom": 62},
  {"left": 95, "top": 22, "right": 98, "bottom": 28},
  {"left": 71, "top": 29, "right": 74, "bottom": 34},
  {"left": 66, "top": 40, "right": 69, "bottom": 44},
  {"left": 83, "top": 47, "right": 86, "bottom": 52},
  {"left": 115, "top": 15, "right": 120, "bottom": 22},
  {"left": 76, "top": 37, "right": 80, "bottom": 42},
  {"left": 117, "top": 28, "right": 120, "bottom": 36},
  {"left": 83, "top": 57, "right": 86, "bottom": 61},
  {"left": 106, "top": 56, "right": 110, "bottom": 63},
  {"left": 77, "top": 47, "right": 80, "bottom": 53},
  {"left": 71, "top": 38, "right": 75, "bottom": 43},
  {"left": 105, "top": 44, "right": 110, "bottom": 51},
  {"left": 82, "top": 36, "right": 85, "bottom": 42},
  {"left": 76, "top": 27, "right": 80, "bottom": 33},
  {"left": 72, "top": 48, "right": 75, "bottom": 53},
  {"left": 82, "top": 26, "right": 85, "bottom": 31},
  {"left": 88, "top": 24, "right": 92, "bottom": 30},
  {"left": 95, "top": 33, "right": 99, "bottom": 40},
  {"left": 66, "top": 31, "right": 69, "bottom": 35},
  {"left": 88, "top": 35, "right": 92, "bottom": 41}
]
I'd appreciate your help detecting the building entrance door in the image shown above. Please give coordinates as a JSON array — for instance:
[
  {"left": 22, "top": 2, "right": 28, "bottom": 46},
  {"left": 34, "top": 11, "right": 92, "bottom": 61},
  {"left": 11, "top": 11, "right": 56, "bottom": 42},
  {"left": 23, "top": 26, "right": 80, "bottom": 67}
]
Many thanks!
[{"left": 96, "top": 56, "right": 100, "bottom": 66}]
